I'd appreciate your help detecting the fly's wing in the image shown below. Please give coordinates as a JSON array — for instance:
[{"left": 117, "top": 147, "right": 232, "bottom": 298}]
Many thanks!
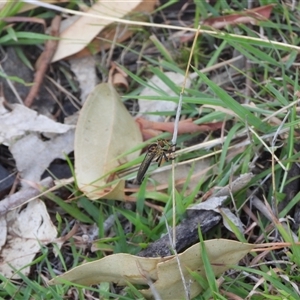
[{"left": 136, "top": 146, "right": 157, "bottom": 184}]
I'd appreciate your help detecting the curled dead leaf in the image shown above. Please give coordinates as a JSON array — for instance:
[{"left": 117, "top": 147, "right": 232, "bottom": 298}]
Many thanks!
[
  {"left": 203, "top": 4, "right": 275, "bottom": 29},
  {"left": 136, "top": 117, "right": 224, "bottom": 140},
  {"left": 108, "top": 62, "right": 129, "bottom": 90}
]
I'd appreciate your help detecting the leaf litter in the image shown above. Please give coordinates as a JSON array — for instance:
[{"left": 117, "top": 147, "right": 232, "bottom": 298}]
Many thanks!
[{"left": 0, "top": 1, "right": 297, "bottom": 299}]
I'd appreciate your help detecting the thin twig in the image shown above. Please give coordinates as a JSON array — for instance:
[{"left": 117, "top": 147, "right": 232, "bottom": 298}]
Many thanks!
[{"left": 24, "top": 15, "right": 61, "bottom": 107}]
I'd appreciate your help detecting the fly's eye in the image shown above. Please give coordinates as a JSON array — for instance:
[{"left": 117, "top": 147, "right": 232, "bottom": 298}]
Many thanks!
[{"left": 148, "top": 145, "right": 157, "bottom": 152}]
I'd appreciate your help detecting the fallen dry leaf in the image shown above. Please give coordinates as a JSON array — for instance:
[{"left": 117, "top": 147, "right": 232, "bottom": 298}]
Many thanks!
[
  {"left": 137, "top": 72, "right": 191, "bottom": 123},
  {"left": 69, "top": 56, "right": 99, "bottom": 103},
  {"left": 11, "top": 130, "right": 74, "bottom": 184},
  {"left": 0, "top": 177, "right": 53, "bottom": 216},
  {"left": 0, "top": 100, "right": 73, "bottom": 145},
  {"left": 136, "top": 117, "right": 223, "bottom": 140},
  {"left": 108, "top": 62, "right": 129, "bottom": 90},
  {"left": 52, "top": 0, "right": 156, "bottom": 62},
  {"left": 0, "top": 199, "right": 57, "bottom": 279},
  {"left": 203, "top": 4, "right": 275, "bottom": 29},
  {"left": 75, "top": 83, "right": 142, "bottom": 200},
  {"left": 69, "top": 0, "right": 156, "bottom": 59},
  {"left": 0, "top": 99, "right": 75, "bottom": 184},
  {"left": 49, "top": 239, "right": 254, "bottom": 299}
]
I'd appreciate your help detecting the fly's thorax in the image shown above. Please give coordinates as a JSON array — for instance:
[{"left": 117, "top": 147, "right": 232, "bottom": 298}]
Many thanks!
[{"left": 148, "top": 143, "right": 159, "bottom": 153}]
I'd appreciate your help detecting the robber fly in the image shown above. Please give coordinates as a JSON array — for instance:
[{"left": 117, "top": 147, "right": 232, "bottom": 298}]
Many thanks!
[{"left": 136, "top": 139, "right": 175, "bottom": 184}]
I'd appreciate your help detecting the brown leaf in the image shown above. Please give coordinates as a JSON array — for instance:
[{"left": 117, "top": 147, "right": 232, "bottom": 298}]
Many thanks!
[
  {"left": 108, "top": 62, "right": 129, "bottom": 90},
  {"left": 203, "top": 4, "right": 275, "bottom": 29},
  {"left": 135, "top": 117, "right": 224, "bottom": 141}
]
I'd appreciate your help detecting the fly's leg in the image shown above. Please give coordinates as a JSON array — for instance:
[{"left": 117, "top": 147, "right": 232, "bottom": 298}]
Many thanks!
[
  {"left": 156, "top": 148, "right": 176, "bottom": 167},
  {"left": 157, "top": 154, "right": 164, "bottom": 167},
  {"left": 157, "top": 151, "right": 169, "bottom": 167},
  {"left": 165, "top": 142, "right": 176, "bottom": 162}
]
